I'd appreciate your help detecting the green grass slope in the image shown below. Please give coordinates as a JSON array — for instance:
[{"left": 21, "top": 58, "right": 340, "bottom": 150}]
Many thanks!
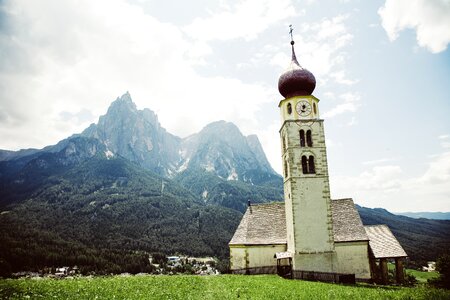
[{"left": 1, "top": 275, "right": 449, "bottom": 300}]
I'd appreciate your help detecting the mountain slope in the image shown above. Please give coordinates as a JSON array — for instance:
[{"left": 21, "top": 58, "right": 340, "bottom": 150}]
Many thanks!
[
  {"left": 357, "top": 205, "right": 450, "bottom": 262},
  {"left": 175, "top": 168, "right": 283, "bottom": 212},
  {"left": 0, "top": 136, "right": 109, "bottom": 208},
  {"left": 0, "top": 156, "right": 242, "bottom": 275}
]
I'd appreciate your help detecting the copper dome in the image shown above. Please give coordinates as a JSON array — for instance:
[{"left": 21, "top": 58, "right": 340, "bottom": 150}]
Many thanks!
[{"left": 278, "top": 42, "right": 316, "bottom": 98}]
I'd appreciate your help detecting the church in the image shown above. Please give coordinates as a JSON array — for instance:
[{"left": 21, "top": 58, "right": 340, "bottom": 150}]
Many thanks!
[{"left": 229, "top": 36, "right": 407, "bottom": 284}]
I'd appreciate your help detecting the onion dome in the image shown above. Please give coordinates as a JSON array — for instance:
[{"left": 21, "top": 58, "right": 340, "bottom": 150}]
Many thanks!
[{"left": 278, "top": 41, "right": 316, "bottom": 98}]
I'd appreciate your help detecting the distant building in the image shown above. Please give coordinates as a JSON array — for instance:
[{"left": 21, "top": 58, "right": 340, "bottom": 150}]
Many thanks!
[
  {"left": 422, "top": 262, "right": 436, "bottom": 272},
  {"left": 229, "top": 35, "right": 407, "bottom": 284},
  {"left": 55, "top": 267, "right": 69, "bottom": 276},
  {"left": 167, "top": 256, "right": 180, "bottom": 262}
]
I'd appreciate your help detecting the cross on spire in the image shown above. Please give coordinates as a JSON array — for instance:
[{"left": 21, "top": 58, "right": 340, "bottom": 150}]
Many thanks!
[{"left": 289, "top": 24, "right": 294, "bottom": 42}]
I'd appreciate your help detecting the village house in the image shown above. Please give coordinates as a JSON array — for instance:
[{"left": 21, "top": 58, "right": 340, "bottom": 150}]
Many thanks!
[{"left": 229, "top": 34, "right": 407, "bottom": 284}]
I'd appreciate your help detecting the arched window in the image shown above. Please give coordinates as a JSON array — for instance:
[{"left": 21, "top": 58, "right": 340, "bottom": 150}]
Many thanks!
[
  {"left": 306, "top": 130, "right": 313, "bottom": 147},
  {"left": 287, "top": 103, "right": 292, "bottom": 114},
  {"left": 313, "top": 102, "right": 317, "bottom": 115},
  {"left": 308, "top": 156, "right": 316, "bottom": 174},
  {"left": 301, "top": 156, "right": 308, "bottom": 174},
  {"left": 300, "top": 130, "right": 305, "bottom": 147},
  {"left": 284, "top": 160, "right": 289, "bottom": 177}
]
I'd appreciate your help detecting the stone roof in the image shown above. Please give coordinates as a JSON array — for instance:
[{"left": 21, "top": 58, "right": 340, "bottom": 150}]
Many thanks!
[
  {"left": 229, "top": 199, "right": 368, "bottom": 245},
  {"left": 229, "top": 203, "right": 286, "bottom": 245},
  {"left": 364, "top": 225, "right": 408, "bottom": 258},
  {"left": 331, "top": 199, "right": 369, "bottom": 242}
]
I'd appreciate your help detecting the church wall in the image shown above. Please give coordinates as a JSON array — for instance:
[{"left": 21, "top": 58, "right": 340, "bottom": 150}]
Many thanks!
[
  {"left": 229, "top": 244, "right": 286, "bottom": 271},
  {"left": 229, "top": 246, "right": 247, "bottom": 270},
  {"left": 334, "top": 241, "right": 371, "bottom": 280},
  {"left": 292, "top": 252, "right": 336, "bottom": 273}
]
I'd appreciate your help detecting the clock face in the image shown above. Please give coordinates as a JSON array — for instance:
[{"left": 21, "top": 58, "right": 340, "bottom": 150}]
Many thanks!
[{"left": 296, "top": 100, "right": 312, "bottom": 117}]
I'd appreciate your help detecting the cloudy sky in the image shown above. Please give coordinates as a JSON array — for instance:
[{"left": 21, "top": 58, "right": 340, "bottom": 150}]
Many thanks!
[{"left": 1, "top": 0, "right": 449, "bottom": 212}]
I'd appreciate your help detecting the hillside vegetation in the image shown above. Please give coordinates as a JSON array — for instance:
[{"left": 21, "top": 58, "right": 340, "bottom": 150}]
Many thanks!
[
  {"left": 358, "top": 206, "right": 450, "bottom": 262},
  {"left": 0, "top": 157, "right": 241, "bottom": 275},
  {"left": 1, "top": 275, "right": 449, "bottom": 300}
]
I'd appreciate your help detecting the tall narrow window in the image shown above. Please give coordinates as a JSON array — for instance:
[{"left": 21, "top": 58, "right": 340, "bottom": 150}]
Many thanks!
[
  {"left": 287, "top": 103, "right": 292, "bottom": 114},
  {"left": 308, "top": 156, "right": 316, "bottom": 174},
  {"left": 282, "top": 135, "right": 286, "bottom": 152},
  {"left": 300, "top": 130, "right": 305, "bottom": 147},
  {"left": 284, "top": 161, "right": 289, "bottom": 177},
  {"left": 306, "top": 130, "right": 313, "bottom": 147},
  {"left": 301, "top": 156, "right": 308, "bottom": 174},
  {"left": 313, "top": 103, "right": 317, "bottom": 115}
]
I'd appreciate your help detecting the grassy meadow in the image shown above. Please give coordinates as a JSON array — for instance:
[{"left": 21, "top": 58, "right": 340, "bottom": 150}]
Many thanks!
[
  {"left": 406, "top": 269, "right": 439, "bottom": 283},
  {"left": 1, "top": 274, "right": 449, "bottom": 300}
]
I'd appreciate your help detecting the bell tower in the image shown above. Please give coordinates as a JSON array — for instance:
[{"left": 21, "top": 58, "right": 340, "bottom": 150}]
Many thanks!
[{"left": 279, "top": 31, "right": 335, "bottom": 273}]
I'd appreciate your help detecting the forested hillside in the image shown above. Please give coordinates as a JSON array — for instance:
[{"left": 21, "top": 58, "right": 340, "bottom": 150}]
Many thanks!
[
  {"left": 358, "top": 205, "right": 450, "bottom": 262},
  {"left": 0, "top": 157, "right": 242, "bottom": 276}
]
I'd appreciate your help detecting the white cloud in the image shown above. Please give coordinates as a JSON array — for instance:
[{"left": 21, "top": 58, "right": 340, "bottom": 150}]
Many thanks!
[
  {"left": 347, "top": 116, "right": 357, "bottom": 126},
  {"left": 362, "top": 157, "right": 396, "bottom": 166},
  {"left": 329, "top": 71, "right": 358, "bottom": 85},
  {"left": 295, "top": 15, "right": 354, "bottom": 79},
  {"left": 184, "top": 0, "right": 298, "bottom": 41},
  {"left": 438, "top": 134, "right": 450, "bottom": 149},
  {"left": 378, "top": 0, "right": 450, "bottom": 53},
  {"left": 0, "top": 0, "right": 278, "bottom": 152},
  {"left": 331, "top": 146, "right": 450, "bottom": 212},
  {"left": 322, "top": 92, "right": 360, "bottom": 118},
  {"left": 418, "top": 151, "right": 450, "bottom": 184}
]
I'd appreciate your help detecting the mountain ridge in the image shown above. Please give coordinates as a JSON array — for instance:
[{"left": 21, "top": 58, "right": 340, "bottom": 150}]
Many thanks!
[{"left": 395, "top": 211, "right": 450, "bottom": 220}]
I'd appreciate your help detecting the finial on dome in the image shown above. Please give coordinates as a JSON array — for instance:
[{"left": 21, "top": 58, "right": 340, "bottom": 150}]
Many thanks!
[
  {"left": 289, "top": 25, "right": 299, "bottom": 66},
  {"left": 277, "top": 25, "right": 316, "bottom": 98},
  {"left": 289, "top": 25, "right": 294, "bottom": 44}
]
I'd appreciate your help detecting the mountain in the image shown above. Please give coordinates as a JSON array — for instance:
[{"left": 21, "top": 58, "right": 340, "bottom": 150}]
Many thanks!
[
  {"left": 1, "top": 92, "right": 449, "bottom": 276},
  {"left": 395, "top": 212, "right": 450, "bottom": 220},
  {"left": 179, "top": 121, "right": 277, "bottom": 184},
  {"left": 357, "top": 205, "right": 450, "bottom": 262},
  {"left": 80, "top": 93, "right": 280, "bottom": 186},
  {"left": 81, "top": 92, "right": 181, "bottom": 177},
  {"left": 175, "top": 121, "right": 283, "bottom": 211}
]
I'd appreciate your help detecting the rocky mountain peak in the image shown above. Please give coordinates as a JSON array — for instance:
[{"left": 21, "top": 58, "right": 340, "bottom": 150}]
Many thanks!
[
  {"left": 107, "top": 92, "right": 137, "bottom": 114},
  {"left": 81, "top": 92, "right": 180, "bottom": 176},
  {"left": 177, "top": 120, "right": 278, "bottom": 184},
  {"left": 197, "top": 121, "right": 248, "bottom": 148},
  {"left": 3, "top": 92, "right": 279, "bottom": 184}
]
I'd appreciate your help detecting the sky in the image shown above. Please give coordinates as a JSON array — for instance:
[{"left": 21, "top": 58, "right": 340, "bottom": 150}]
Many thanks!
[{"left": 0, "top": 0, "right": 449, "bottom": 212}]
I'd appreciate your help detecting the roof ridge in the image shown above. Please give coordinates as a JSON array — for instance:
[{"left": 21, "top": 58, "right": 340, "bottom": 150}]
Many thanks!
[
  {"left": 331, "top": 198, "right": 353, "bottom": 201},
  {"left": 250, "top": 201, "right": 284, "bottom": 206}
]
